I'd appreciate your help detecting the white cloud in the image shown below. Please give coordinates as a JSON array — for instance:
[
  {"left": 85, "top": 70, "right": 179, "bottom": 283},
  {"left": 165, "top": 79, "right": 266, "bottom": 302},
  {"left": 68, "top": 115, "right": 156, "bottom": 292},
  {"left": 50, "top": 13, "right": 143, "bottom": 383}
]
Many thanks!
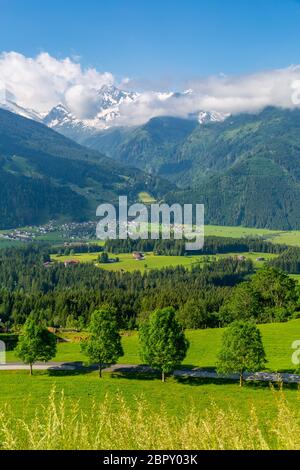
[
  {"left": 115, "top": 66, "right": 300, "bottom": 126},
  {"left": 65, "top": 85, "right": 99, "bottom": 119},
  {"left": 0, "top": 51, "right": 114, "bottom": 114},
  {"left": 185, "top": 66, "right": 300, "bottom": 114},
  {"left": 0, "top": 51, "right": 300, "bottom": 125}
]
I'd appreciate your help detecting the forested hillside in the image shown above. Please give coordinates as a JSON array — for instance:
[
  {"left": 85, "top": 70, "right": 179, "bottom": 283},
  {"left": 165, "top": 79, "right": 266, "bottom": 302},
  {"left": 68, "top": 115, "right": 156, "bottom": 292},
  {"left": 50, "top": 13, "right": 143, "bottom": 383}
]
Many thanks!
[
  {"left": 0, "top": 109, "right": 173, "bottom": 229},
  {"left": 85, "top": 107, "right": 300, "bottom": 229}
]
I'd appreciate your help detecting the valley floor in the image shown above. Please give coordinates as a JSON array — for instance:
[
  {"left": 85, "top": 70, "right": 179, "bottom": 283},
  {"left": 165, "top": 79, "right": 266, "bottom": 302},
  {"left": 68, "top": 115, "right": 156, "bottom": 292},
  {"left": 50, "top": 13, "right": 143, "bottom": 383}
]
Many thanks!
[{"left": 51, "top": 251, "right": 279, "bottom": 273}]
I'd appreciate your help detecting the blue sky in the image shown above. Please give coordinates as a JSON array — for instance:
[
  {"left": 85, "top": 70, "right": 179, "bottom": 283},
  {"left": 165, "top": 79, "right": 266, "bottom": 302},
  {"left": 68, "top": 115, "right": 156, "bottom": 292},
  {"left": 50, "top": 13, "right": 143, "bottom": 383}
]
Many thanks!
[
  {"left": 1, "top": 0, "right": 300, "bottom": 122},
  {"left": 1, "top": 0, "right": 300, "bottom": 85}
]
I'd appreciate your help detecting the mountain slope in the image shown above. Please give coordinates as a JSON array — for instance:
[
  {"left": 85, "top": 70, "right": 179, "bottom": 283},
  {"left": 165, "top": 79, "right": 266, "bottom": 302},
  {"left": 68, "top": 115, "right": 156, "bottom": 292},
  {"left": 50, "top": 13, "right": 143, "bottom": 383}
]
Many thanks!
[
  {"left": 176, "top": 106, "right": 300, "bottom": 185},
  {"left": 85, "top": 107, "right": 300, "bottom": 230},
  {"left": 2, "top": 104, "right": 300, "bottom": 230},
  {"left": 0, "top": 109, "right": 173, "bottom": 229},
  {"left": 42, "top": 104, "right": 94, "bottom": 143},
  {"left": 83, "top": 116, "right": 199, "bottom": 179},
  {"left": 169, "top": 156, "right": 300, "bottom": 229},
  {"left": 167, "top": 107, "right": 300, "bottom": 229},
  {"left": 85, "top": 107, "right": 300, "bottom": 183}
]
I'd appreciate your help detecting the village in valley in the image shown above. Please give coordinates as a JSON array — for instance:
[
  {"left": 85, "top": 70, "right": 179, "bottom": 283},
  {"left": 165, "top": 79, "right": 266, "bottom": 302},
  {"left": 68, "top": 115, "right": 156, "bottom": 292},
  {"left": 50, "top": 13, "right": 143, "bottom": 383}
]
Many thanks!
[{"left": 0, "top": 221, "right": 97, "bottom": 243}]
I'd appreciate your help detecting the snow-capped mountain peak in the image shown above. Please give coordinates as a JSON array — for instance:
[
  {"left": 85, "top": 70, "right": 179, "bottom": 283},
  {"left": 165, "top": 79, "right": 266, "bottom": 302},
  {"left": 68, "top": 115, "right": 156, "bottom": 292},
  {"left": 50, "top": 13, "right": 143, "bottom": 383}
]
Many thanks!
[
  {"left": 97, "top": 84, "right": 138, "bottom": 109},
  {"left": 42, "top": 85, "right": 140, "bottom": 140},
  {"left": 43, "top": 103, "right": 75, "bottom": 127},
  {"left": 40, "top": 86, "right": 139, "bottom": 141},
  {"left": 198, "top": 110, "right": 229, "bottom": 124},
  {"left": 0, "top": 84, "right": 229, "bottom": 143},
  {"left": 43, "top": 103, "right": 96, "bottom": 142}
]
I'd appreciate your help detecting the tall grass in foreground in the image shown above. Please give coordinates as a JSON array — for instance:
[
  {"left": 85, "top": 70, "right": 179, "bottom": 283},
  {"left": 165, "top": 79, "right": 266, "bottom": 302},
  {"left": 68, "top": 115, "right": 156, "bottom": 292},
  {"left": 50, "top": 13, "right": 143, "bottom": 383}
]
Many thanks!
[{"left": 0, "top": 388, "right": 299, "bottom": 450}]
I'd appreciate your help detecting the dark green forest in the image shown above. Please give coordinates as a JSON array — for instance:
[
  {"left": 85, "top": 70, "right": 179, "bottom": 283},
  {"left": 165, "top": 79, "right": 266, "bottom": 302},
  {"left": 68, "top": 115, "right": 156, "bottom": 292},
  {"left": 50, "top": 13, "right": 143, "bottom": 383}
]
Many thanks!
[
  {"left": 0, "top": 245, "right": 298, "bottom": 331},
  {"left": 269, "top": 247, "right": 300, "bottom": 274},
  {"left": 105, "top": 236, "right": 288, "bottom": 256}
]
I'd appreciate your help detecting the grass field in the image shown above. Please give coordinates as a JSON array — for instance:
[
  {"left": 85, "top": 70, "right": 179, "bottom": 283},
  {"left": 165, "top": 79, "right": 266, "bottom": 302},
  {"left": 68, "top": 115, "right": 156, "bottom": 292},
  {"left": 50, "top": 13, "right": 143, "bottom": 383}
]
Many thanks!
[
  {"left": 52, "top": 251, "right": 209, "bottom": 272},
  {"left": 205, "top": 225, "right": 300, "bottom": 246},
  {"left": 2, "top": 319, "right": 300, "bottom": 449},
  {"left": 6, "top": 319, "right": 300, "bottom": 372},
  {"left": 290, "top": 274, "right": 300, "bottom": 283},
  {"left": 121, "top": 319, "right": 300, "bottom": 372},
  {"left": 2, "top": 369, "right": 300, "bottom": 451},
  {"left": 0, "top": 370, "right": 298, "bottom": 422},
  {"left": 138, "top": 191, "right": 157, "bottom": 204},
  {"left": 204, "top": 224, "right": 280, "bottom": 238},
  {"left": 1, "top": 223, "right": 299, "bottom": 251},
  {"left": 51, "top": 250, "right": 278, "bottom": 273}
]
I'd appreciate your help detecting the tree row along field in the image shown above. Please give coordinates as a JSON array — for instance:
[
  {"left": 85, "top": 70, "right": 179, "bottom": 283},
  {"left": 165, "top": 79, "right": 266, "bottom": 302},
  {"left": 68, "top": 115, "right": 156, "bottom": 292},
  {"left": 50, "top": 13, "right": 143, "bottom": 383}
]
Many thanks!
[{"left": 4, "top": 318, "right": 300, "bottom": 372}]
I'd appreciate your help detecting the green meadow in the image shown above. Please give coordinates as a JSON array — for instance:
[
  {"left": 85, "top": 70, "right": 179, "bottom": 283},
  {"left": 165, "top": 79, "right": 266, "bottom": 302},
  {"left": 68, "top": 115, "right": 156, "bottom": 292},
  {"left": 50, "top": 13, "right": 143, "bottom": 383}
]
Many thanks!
[
  {"left": 51, "top": 250, "right": 278, "bottom": 272},
  {"left": 2, "top": 319, "right": 300, "bottom": 449},
  {"left": 49, "top": 222, "right": 300, "bottom": 273},
  {"left": 138, "top": 191, "right": 157, "bottom": 203},
  {"left": 2, "top": 317, "right": 300, "bottom": 429},
  {"left": 121, "top": 319, "right": 300, "bottom": 372},
  {"left": 205, "top": 225, "right": 300, "bottom": 246},
  {"left": 0, "top": 370, "right": 298, "bottom": 424},
  {"left": 6, "top": 318, "right": 300, "bottom": 372}
]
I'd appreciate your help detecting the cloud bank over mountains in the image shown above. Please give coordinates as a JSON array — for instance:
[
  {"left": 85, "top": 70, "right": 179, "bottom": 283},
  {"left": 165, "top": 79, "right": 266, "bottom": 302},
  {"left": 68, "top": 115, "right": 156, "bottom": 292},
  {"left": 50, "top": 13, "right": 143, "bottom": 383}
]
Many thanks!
[
  {"left": 0, "top": 51, "right": 114, "bottom": 117},
  {"left": 0, "top": 51, "right": 300, "bottom": 126}
]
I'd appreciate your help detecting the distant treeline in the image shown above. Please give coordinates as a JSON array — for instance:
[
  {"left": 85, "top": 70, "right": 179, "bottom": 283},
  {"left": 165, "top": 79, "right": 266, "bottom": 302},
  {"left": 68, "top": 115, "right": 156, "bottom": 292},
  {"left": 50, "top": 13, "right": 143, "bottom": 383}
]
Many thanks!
[
  {"left": 51, "top": 243, "right": 103, "bottom": 255},
  {"left": 269, "top": 247, "right": 300, "bottom": 274},
  {"left": 105, "top": 236, "right": 288, "bottom": 256}
]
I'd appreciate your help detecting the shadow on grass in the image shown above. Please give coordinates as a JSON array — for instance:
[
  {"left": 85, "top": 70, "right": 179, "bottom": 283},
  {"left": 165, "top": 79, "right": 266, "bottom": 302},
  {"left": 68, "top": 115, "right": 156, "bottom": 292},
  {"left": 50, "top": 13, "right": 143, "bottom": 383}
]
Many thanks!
[
  {"left": 107, "top": 373, "right": 283, "bottom": 388},
  {"left": 47, "top": 363, "right": 157, "bottom": 379},
  {"left": 175, "top": 376, "right": 238, "bottom": 387},
  {"left": 181, "top": 365, "right": 216, "bottom": 371},
  {"left": 175, "top": 376, "right": 300, "bottom": 390},
  {"left": 45, "top": 363, "right": 300, "bottom": 390},
  {"left": 47, "top": 363, "right": 97, "bottom": 377},
  {"left": 110, "top": 371, "right": 160, "bottom": 381}
]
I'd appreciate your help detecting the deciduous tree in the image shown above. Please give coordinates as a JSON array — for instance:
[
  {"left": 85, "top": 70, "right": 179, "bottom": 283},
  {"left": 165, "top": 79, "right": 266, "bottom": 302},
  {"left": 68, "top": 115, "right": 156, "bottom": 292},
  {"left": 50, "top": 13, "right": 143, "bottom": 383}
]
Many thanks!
[
  {"left": 16, "top": 316, "right": 57, "bottom": 375},
  {"left": 81, "top": 307, "right": 124, "bottom": 377},
  {"left": 217, "top": 320, "right": 267, "bottom": 387},
  {"left": 139, "top": 307, "right": 189, "bottom": 382}
]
